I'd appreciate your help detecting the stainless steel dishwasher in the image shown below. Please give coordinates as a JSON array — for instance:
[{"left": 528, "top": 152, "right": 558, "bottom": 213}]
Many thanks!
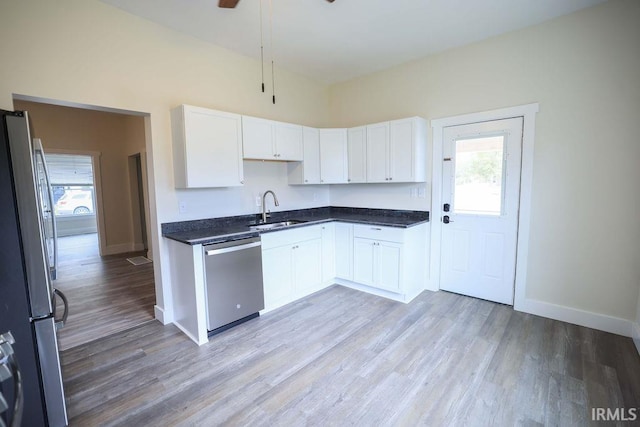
[{"left": 203, "top": 237, "right": 264, "bottom": 335}]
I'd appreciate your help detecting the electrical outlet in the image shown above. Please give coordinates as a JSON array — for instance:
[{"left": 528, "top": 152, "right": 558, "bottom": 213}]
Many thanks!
[
  {"left": 418, "top": 187, "right": 426, "bottom": 199},
  {"left": 410, "top": 188, "right": 418, "bottom": 198},
  {"left": 313, "top": 192, "right": 318, "bottom": 202},
  {"left": 179, "top": 201, "right": 187, "bottom": 214},
  {"left": 255, "top": 196, "right": 262, "bottom": 207}
]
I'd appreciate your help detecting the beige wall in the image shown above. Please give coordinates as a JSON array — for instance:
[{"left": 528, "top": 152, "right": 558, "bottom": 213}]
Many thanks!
[
  {"left": 0, "top": 0, "right": 330, "bottom": 321},
  {"left": 329, "top": 0, "right": 640, "bottom": 322},
  {"left": 14, "top": 100, "right": 146, "bottom": 252}
]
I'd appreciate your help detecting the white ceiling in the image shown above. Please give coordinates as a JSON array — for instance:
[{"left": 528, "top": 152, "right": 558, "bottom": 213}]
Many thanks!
[{"left": 99, "top": 0, "right": 606, "bottom": 84}]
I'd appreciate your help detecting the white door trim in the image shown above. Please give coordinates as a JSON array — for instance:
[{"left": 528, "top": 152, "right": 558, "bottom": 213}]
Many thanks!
[{"left": 429, "top": 103, "right": 539, "bottom": 311}]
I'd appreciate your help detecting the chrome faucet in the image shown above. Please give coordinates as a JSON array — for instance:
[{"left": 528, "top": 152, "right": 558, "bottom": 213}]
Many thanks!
[{"left": 262, "top": 190, "right": 279, "bottom": 223}]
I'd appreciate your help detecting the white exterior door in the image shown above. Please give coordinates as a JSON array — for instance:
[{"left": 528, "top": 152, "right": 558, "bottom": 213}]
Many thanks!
[{"left": 440, "top": 117, "right": 523, "bottom": 305}]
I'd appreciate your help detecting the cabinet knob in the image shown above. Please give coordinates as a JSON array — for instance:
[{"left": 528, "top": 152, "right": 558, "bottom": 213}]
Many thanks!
[
  {"left": 305, "top": 179, "right": 308, "bottom": 182},
  {"left": 240, "top": 180, "right": 244, "bottom": 184},
  {"left": 348, "top": 179, "right": 351, "bottom": 182},
  {"left": 389, "top": 177, "right": 393, "bottom": 181}
]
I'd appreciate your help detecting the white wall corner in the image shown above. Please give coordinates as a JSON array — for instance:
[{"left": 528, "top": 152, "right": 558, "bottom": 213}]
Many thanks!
[
  {"left": 172, "top": 320, "right": 208, "bottom": 346},
  {"left": 154, "top": 305, "right": 171, "bottom": 324},
  {"left": 517, "top": 297, "right": 633, "bottom": 338}
]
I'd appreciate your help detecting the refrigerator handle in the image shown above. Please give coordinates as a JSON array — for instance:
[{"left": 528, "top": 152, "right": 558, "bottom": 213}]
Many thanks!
[
  {"left": 34, "top": 143, "right": 58, "bottom": 280},
  {"left": 53, "top": 289, "right": 68, "bottom": 330}
]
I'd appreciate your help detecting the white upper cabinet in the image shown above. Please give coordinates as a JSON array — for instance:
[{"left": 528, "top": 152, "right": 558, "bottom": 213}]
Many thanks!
[
  {"left": 242, "top": 116, "right": 273, "bottom": 159},
  {"left": 288, "top": 126, "right": 320, "bottom": 185},
  {"left": 389, "top": 117, "right": 427, "bottom": 183},
  {"left": 347, "top": 126, "right": 367, "bottom": 183},
  {"left": 366, "top": 122, "right": 390, "bottom": 183},
  {"left": 274, "top": 122, "right": 304, "bottom": 160},
  {"left": 365, "top": 117, "right": 427, "bottom": 183},
  {"left": 319, "top": 128, "right": 348, "bottom": 184},
  {"left": 171, "top": 105, "right": 244, "bottom": 188},
  {"left": 242, "top": 115, "right": 303, "bottom": 161}
]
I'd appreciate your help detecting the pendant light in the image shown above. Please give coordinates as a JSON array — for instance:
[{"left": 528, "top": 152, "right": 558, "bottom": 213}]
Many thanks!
[{"left": 269, "top": 0, "right": 276, "bottom": 104}]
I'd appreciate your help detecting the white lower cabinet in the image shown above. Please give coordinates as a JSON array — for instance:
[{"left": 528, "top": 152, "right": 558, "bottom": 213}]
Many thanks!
[
  {"left": 321, "top": 223, "right": 336, "bottom": 283},
  {"left": 262, "top": 245, "right": 295, "bottom": 308},
  {"left": 345, "top": 223, "right": 428, "bottom": 301},
  {"left": 353, "top": 238, "right": 402, "bottom": 292},
  {"left": 334, "top": 222, "right": 353, "bottom": 280},
  {"left": 260, "top": 221, "right": 428, "bottom": 310},
  {"left": 295, "top": 239, "right": 322, "bottom": 293},
  {"left": 261, "top": 225, "right": 323, "bottom": 310}
]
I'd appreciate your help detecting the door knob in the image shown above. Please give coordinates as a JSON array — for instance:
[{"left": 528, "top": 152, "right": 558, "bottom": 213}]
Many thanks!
[{"left": 443, "top": 215, "right": 453, "bottom": 224}]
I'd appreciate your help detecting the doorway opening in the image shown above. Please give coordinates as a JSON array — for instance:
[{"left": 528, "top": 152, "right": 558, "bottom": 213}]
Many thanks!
[{"left": 13, "top": 96, "right": 156, "bottom": 351}]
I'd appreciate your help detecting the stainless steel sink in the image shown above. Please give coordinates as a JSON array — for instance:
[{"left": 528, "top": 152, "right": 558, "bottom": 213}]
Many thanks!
[{"left": 249, "top": 220, "right": 307, "bottom": 231}]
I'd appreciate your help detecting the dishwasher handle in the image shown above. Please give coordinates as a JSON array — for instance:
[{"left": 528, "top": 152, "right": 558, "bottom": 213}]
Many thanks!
[{"left": 205, "top": 240, "right": 261, "bottom": 256}]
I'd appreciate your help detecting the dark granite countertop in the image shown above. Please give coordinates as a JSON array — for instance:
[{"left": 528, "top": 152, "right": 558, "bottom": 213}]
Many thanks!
[{"left": 161, "top": 206, "right": 429, "bottom": 246}]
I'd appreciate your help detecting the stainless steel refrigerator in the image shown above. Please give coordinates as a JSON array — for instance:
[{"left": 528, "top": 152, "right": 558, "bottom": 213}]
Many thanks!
[{"left": 0, "top": 109, "right": 68, "bottom": 426}]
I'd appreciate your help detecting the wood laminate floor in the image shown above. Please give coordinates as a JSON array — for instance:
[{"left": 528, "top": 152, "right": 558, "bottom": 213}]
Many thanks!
[
  {"left": 55, "top": 233, "right": 156, "bottom": 351},
  {"left": 61, "top": 285, "right": 640, "bottom": 426}
]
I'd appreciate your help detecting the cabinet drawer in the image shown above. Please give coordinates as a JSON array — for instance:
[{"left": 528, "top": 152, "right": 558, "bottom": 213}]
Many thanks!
[
  {"left": 353, "top": 224, "right": 404, "bottom": 243},
  {"left": 260, "top": 224, "right": 322, "bottom": 249}
]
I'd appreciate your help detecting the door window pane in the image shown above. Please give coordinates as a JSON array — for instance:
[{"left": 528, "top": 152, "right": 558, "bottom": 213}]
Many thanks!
[{"left": 454, "top": 136, "right": 505, "bottom": 215}]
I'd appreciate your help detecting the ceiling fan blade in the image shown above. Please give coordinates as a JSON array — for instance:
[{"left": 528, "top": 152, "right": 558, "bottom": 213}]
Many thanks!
[{"left": 218, "top": 0, "right": 240, "bottom": 8}]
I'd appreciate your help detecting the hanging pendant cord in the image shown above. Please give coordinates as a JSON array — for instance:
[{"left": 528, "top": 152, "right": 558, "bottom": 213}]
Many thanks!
[
  {"left": 259, "top": 0, "right": 265, "bottom": 93},
  {"left": 269, "top": 0, "right": 275, "bottom": 104}
]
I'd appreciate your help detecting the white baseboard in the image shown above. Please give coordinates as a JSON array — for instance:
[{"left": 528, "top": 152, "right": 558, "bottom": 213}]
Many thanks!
[
  {"left": 516, "top": 297, "right": 633, "bottom": 337},
  {"left": 154, "top": 305, "right": 171, "bottom": 324},
  {"left": 335, "top": 279, "right": 409, "bottom": 303},
  {"left": 633, "top": 322, "right": 640, "bottom": 357}
]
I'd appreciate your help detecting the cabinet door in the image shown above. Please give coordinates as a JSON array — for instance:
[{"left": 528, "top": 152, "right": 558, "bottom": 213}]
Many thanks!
[
  {"left": 389, "top": 118, "right": 415, "bottom": 182},
  {"left": 353, "top": 238, "right": 376, "bottom": 286},
  {"left": 347, "top": 127, "right": 367, "bottom": 183},
  {"left": 319, "top": 129, "right": 348, "bottom": 184},
  {"left": 321, "top": 223, "right": 336, "bottom": 283},
  {"left": 274, "top": 122, "right": 303, "bottom": 161},
  {"left": 262, "top": 245, "right": 294, "bottom": 308},
  {"left": 334, "top": 222, "right": 353, "bottom": 280},
  {"left": 172, "top": 105, "right": 244, "bottom": 188},
  {"left": 302, "top": 127, "right": 321, "bottom": 183},
  {"left": 242, "top": 116, "right": 275, "bottom": 160},
  {"left": 366, "top": 122, "right": 389, "bottom": 183},
  {"left": 294, "top": 238, "right": 322, "bottom": 293},
  {"left": 376, "top": 241, "right": 402, "bottom": 291}
]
